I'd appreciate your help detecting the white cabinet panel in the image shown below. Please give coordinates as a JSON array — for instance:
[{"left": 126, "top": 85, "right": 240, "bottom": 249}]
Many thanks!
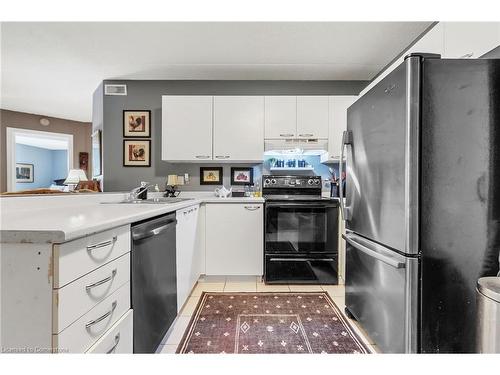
[
  {"left": 162, "top": 96, "right": 213, "bottom": 161},
  {"left": 176, "top": 204, "right": 200, "bottom": 312},
  {"left": 213, "top": 96, "right": 264, "bottom": 161},
  {"left": 296, "top": 96, "right": 329, "bottom": 138},
  {"left": 443, "top": 22, "right": 500, "bottom": 58},
  {"left": 328, "top": 96, "right": 357, "bottom": 161},
  {"left": 264, "top": 96, "right": 297, "bottom": 138},
  {"left": 205, "top": 203, "right": 263, "bottom": 276}
]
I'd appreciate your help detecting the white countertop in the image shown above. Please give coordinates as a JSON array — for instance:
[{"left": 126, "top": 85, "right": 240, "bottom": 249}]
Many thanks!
[{"left": 0, "top": 192, "right": 264, "bottom": 244}]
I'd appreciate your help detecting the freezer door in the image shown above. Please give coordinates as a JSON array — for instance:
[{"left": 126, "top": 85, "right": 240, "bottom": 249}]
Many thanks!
[
  {"left": 345, "top": 56, "right": 421, "bottom": 254},
  {"left": 345, "top": 232, "right": 418, "bottom": 353}
]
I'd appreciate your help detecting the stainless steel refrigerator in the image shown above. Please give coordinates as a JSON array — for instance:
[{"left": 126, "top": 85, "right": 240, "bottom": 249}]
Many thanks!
[{"left": 340, "top": 53, "right": 500, "bottom": 353}]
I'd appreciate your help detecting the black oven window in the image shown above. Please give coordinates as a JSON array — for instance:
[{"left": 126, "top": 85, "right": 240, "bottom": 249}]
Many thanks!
[{"left": 265, "top": 206, "right": 337, "bottom": 253}]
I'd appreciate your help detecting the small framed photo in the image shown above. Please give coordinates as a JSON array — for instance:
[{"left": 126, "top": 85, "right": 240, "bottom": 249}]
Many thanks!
[
  {"left": 123, "top": 110, "right": 151, "bottom": 137},
  {"left": 230, "top": 167, "right": 254, "bottom": 185},
  {"left": 16, "top": 163, "right": 34, "bottom": 183},
  {"left": 200, "top": 167, "right": 223, "bottom": 185},
  {"left": 123, "top": 139, "right": 151, "bottom": 167}
]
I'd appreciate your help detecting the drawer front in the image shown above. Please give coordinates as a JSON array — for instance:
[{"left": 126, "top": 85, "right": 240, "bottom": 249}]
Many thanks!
[
  {"left": 54, "top": 225, "right": 130, "bottom": 288},
  {"left": 53, "top": 253, "right": 130, "bottom": 333},
  {"left": 86, "top": 309, "right": 133, "bottom": 354},
  {"left": 54, "top": 281, "right": 130, "bottom": 353}
]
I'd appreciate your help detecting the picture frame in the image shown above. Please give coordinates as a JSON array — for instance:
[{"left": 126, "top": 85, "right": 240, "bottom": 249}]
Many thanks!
[
  {"left": 16, "top": 163, "right": 34, "bottom": 183},
  {"left": 230, "top": 167, "right": 254, "bottom": 185},
  {"left": 123, "top": 110, "right": 151, "bottom": 138},
  {"left": 200, "top": 167, "right": 223, "bottom": 185},
  {"left": 79, "top": 151, "right": 89, "bottom": 174},
  {"left": 91, "top": 130, "right": 102, "bottom": 177},
  {"left": 123, "top": 139, "right": 151, "bottom": 167}
]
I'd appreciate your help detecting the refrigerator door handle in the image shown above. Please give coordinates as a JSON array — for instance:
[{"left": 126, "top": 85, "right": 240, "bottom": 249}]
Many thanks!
[
  {"left": 339, "top": 130, "right": 352, "bottom": 221},
  {"left": 344, "top": 234, "right": 406, "bottom": 269}
]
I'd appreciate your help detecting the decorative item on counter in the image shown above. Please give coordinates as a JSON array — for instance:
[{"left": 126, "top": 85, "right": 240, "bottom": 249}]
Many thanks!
[
  {"left": 123, "top": 139, "right": 151, "bottom": 167},
  {"left": 231, "top": 189, "right": 245, "bottom": 197},
  {"left": 275, "top": 159, "right": 285, "bottom": 168},
  {"left": 16, "top": 163, "right": 34, "bottom": 183},
  {"left": 64, "top": 169, "right": 88, "bottom": 191},
  {"left": 214, "top": 185, "right": 232, "bottom": 198},
  {"left": 200, "top": 167, "right": 223, "bottom": 185},
  {"left": 123, "top": 110, "right": 151, "bottom": 138},
  {"left": 286, "top": 159, "right": 297, "bottom": 168},
  {"left": 91, "top": 130, "right": 102, "bottom": 177},
  {"left": 79, "top": 152, "right": 89, "bottom": 174},
  {"left": 230, "top": 167, "right": 253, "bottom": 186},
  {"left": 254, "top": 180, "right": 262, "bottom": 197},
  {"left": 165, "top": 174, "right": 181, "bottom": 197},
  {"left": 298, "top": 159, "right": 306, "bottom": 168}
]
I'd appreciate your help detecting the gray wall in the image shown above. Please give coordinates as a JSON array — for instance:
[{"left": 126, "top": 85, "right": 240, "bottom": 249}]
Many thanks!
[{"left": 97, "top": 80, "right": 368, "bottom": 192}]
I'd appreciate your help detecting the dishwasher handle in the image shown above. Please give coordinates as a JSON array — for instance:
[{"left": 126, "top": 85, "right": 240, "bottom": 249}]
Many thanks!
[{"left": 132, "top": 219, "right": 176, "bottom": 241}]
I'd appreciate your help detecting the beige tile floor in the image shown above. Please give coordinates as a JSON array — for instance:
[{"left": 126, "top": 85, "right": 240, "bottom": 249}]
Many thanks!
[{"left": 158, "top": 275, "right": 380, "bottom": 354}]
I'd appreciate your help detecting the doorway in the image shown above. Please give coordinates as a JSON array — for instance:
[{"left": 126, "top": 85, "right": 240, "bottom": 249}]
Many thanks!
[{"left": 6, "top": 127, "right": 74, "bottom": 192}]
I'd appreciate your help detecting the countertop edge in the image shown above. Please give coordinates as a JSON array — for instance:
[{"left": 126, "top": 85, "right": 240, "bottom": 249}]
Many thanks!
[{"left": 0, "top": 197, "right": 265, "bottom": 244}]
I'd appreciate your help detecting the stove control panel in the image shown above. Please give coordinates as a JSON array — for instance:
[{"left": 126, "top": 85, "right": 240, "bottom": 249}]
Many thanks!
[{"left": 262, "top": 175, "right": 322, "bottom": 189}]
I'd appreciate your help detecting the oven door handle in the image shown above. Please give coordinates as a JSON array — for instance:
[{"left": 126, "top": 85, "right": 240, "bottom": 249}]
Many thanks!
[
  {"left": 265, "top": 203, "right": 338, "bottom": 208},
  {"left": 269, "top": 258, "right": 335, "bottom": 262}
]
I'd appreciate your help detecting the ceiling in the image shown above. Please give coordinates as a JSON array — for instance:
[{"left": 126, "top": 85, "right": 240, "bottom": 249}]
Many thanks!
[
  {"left": 16, "top": 134, "right": 70, "bottom": 150},
  {"left": 1, "top": 22, "right": 433, "bottom": 122}
]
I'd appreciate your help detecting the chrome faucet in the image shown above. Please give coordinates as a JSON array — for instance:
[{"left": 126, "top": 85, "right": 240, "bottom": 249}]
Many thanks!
[{"left": 129, "top": 181, "right": 154, "bottom": 201}]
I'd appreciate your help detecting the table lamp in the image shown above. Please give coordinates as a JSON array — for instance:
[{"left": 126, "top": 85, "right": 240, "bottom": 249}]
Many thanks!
[
  {"left": 165, "top": 174, "right": 182, "bottom": 197},
  {"left": 64, "top": 169, "right": 88, "bottom": 191}
]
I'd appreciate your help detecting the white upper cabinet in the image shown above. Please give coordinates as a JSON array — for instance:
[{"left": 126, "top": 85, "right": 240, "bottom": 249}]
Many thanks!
[
  {"left": 296, "top": 96, "right": 329, "bottom": 138},
  {"left": 162, "top": 96, "right": 213, "bottom": 161},
  {"left": 213, "top": 96, "right": 264, "bottom": 161},
  {"left": 264, "top": 96, "right": 297, "bottom": 138},
  {"left": 443, "top": 22, "right": 500, "bottom": 58},
  {"left": 328, "top": 96, "right": 357, "bottom": 160}
]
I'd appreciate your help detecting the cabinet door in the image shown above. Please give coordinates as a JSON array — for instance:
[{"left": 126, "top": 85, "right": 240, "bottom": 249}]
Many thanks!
[
  {"left": 443, "top": 22, "right": 500, "bottom": 58},
  {"left": 205, "top": 204, "right": 263, "bottom": 276},
  {"left": 264, "top": 96, "right": 297, "bottom": 138},
  {"left": 296, "top": 96, "right": 329, "bottom": 138},
  {"left": 213, "top": 96, "right": 264, "bottom": 161},
  {"left": 176, "top": 205, "right": 199, "bottom": 312},
  {"left": 328, "top": 96, "right": 357, "bottom": 160},
  {"left": 162, "top": 96, "right": 213, "bottom": 161}
]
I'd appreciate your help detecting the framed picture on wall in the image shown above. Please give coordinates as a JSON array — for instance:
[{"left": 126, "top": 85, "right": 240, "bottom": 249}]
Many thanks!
[
  {"left": 230, "top": 167, "right": 253, "bottom": 185},
  {"left": 200, "top": 167, "right": 223, "bottom": 185},
  {"left": 16, "top": 163, "right": 34, "bottom": 183},
  {"left": 91, "top": 130, "right": 102, "bottom": 177},
  {"left": 123, "top": 110, "right": 151, "bottom": 137},
  {"left": 123, "top": 139, "right": 151, "bottom": 167}
]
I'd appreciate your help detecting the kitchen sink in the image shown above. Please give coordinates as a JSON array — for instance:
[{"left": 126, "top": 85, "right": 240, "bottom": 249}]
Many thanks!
[{"left": 101, "top": 197, "right": 195, "bottom": 205}]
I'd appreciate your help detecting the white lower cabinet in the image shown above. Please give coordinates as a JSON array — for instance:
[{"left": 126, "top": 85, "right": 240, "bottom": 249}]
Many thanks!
[
  {"left": 176, "top": 204, "right": 201, "bottom": 312},
  {"left": 86, "top": 310, "right": 133, "bottom": 354},
  {"left": 205, "top": 203, "right": 263, "bottom": 276}
]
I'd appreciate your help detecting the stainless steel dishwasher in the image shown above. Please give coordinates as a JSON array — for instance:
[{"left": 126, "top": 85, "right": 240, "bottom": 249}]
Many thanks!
[{"left": 131, "top": 213, "right": 177, "bottom": 353}]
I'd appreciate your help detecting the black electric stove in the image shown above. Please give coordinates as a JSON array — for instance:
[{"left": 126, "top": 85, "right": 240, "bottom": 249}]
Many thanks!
[{"left": 262, "top": 175, "right": 339, "bottom": 284}]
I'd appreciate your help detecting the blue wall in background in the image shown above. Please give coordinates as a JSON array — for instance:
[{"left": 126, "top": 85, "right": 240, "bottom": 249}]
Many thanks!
[{"left": 15, "top": 144, "right": 68, "bottom": 191}]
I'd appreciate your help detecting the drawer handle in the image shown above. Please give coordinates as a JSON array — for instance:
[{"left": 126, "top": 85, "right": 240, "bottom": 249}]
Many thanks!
[
  {"left": 461, "top": 52, "right": 473, "bottom": 58},
  {"left": 279, "top": 133, "right": 294, "bottom": 137},
  {"left": 87, "top": 236, "right": 118, "bottom": 252},
  {"left": 106, "top": 333, "right": 121, "bottom": 354},
  {"left": 215, "top": 155, "right": 230, "bottom": 159},
  {"left": 244, "top": 206, "right": 260, "bottom": 211},
  {"left": 195, "top": 155, "right": 210, "bottom": 159},
  {"left": 299, "top": 133, "right": 314, "bottom": 137},
  {"left": 86, "top": 301, "right": 117, "bottom": 330},
  {"left": 85, "top": 269, "right": 117, "bottom": 292}
]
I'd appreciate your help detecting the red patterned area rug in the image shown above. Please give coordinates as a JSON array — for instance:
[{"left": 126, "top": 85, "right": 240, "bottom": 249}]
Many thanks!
[{"left": 176, "top": 292, "right": 370, "bottom": 354}]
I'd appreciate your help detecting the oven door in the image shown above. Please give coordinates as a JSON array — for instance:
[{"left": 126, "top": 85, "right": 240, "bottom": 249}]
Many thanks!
[
  {"left": 265, "top": 201, "right": 339, "bottom": 255},
  {"left": 265, "top": 254, "right": 338, "bottom": 284}
]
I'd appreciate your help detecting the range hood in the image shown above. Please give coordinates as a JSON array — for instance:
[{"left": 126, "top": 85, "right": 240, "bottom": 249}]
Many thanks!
[{"left": 264, "top": 138, "right": 329, "bottom": 160}]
